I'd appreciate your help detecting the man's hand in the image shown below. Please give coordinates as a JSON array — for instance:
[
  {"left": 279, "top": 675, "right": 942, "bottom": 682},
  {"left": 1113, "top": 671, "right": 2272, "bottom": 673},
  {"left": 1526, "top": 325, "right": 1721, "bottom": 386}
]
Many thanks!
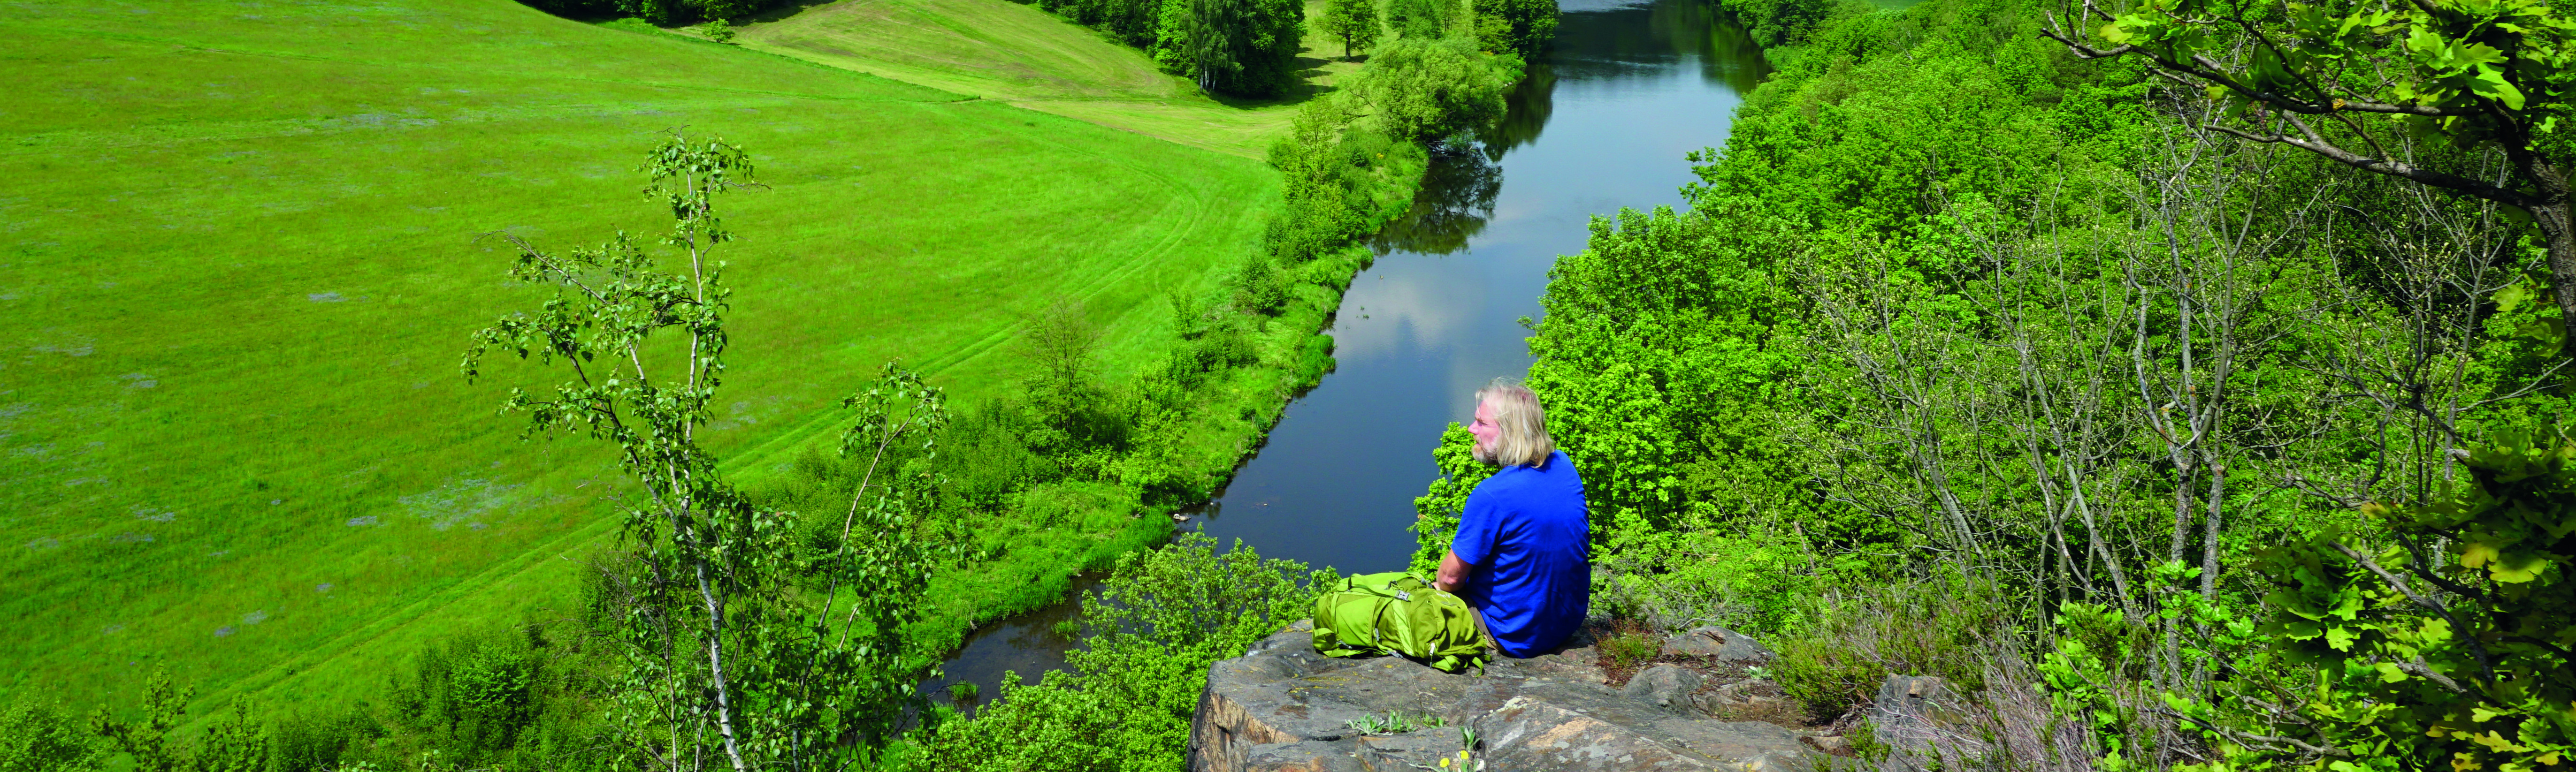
[{"left": 1436, "top": 550, "right": 1472, "bottom": 594}]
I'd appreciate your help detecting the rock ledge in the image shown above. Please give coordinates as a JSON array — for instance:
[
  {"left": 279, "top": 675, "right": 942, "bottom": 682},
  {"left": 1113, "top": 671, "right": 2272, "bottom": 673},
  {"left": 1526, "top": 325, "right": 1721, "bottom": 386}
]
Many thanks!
[{"left": 1188, "top": 621, "right": 1819, "bottom": 772}]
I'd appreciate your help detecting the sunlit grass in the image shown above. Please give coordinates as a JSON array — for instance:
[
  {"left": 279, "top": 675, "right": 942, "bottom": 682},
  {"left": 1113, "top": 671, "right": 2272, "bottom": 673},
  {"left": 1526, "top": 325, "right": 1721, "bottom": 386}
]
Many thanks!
[
  {"left": 734, "top": 0, "right": 1371, "bottom": 158},
  {"left": 0, "top": 0, "right": 1277, "bottom": 718}
]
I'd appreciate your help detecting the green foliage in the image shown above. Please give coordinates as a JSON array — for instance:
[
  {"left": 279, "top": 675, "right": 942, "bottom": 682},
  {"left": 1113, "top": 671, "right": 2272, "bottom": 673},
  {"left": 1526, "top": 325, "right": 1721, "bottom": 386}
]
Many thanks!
[
  {"left": 2066, "top": 0, "right": 2576, "bottom": 336},
  {"left": 1357, "top": 37, "right": 1510, "bottom": 142},
  {"left": 1598, "top": 632, "right": 1662, "bottom": 671},
  {"left": 1185, "top": 0, "right": 1306, "bottom": 96},
  {"left": 464, "top": 138, "right": 953, "bottom": 769},
  {"left": 461, "top": 133, "right": 787, "bottom": 770},
  {"left": 1387, "top": 0, "right": 1461, "bottom": 39},
  {"left": 1322, "top": 0, "right": 1383, "bottom": 58},
  {"left": 1265, "top": 99, "right": 1430, "bottom": 263},
  {"left": 1471, "top": 0, "right": 1559, "bottom": 57},
  {"left": 2, "top": 0, "right": 1304, "bottom": 734},
  {"left": 2158, "top": 432, "right": 2576, "bottom": 770},
  {"left": 0, "top": 698, "right": 99, "bottom": 772},
  {"left": 192, "top": 699, "right": 271, "bottom": 772},
  {"left": 914, "top": 670, "right": 1116, "bottom": 772},
  {"left": 698, "top": 17, "right": 737, "bottom": 44},
  {"left": 921, "top": 533, "right": 1326, "bottom": 771},
  {"left": 1767, "top": 574, "right": 2019, "bottom": 723},
  {"left": 88, "top": 669, "right": 191, "bottom": 772},
  {"left": 2096, "top": 0, "right": 2572, "bottom": 121},
  {"left": 1292, "top": 333, "right": 1337, "bottom": 390},
  {"left": 518, "top": 0, "right": 780, "bottom": 25},
  {"left": 383, "top": 631, "right": 547, "bottom": 762},
  {"left": 1711, "top": 0, "right": 1835, "bottom": 47},
  {"left": 1411, "top": 423, "right": 1495, "bottom": 576},
  {"left": 84, "top": 671, "right": 284, "bottom": 772},
  {"left": 1233, "top": 253, "right": 1296, "bottom": 315},
  {"left": 1591, "top": 529, "right": 1835, "bottom": 635}
]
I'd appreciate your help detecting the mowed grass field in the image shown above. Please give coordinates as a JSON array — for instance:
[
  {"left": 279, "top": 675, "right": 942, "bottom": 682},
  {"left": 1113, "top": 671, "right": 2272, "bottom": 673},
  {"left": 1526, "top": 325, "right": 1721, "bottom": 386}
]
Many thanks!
[
  {"left": 0, "top": 0, "right": 1278, "bottom": 717},
  {"left": 736, "top": 0, "right": 1366, "bottom": 158}
]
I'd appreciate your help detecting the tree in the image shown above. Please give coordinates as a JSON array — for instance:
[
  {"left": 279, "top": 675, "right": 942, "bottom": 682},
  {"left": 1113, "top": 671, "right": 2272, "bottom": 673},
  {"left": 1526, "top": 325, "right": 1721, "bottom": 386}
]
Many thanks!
[
  {"left": 464, "top": 134, "right": 945, "bottom": 771},
  {"left": 1321, "top": 0, "right": 1382, "bottom": 59},
  {"left": 1188, "top": 0, "right": 1305, "bottom": 96},
  {"left": 1356, "top": 37, "right": 1510, "bottom": 142},
  {"left": 2042, "top": 0, "right": 2576, "bottom": 356},
  {"left": 1386, "top": 0, "right": 1457, "bottom": 39},
  {"left": 1471, "top": 0, "right": 1557, "bottom": 56},
  {"left": 88, "top": 670, "right": 189, "bottom": 772}
]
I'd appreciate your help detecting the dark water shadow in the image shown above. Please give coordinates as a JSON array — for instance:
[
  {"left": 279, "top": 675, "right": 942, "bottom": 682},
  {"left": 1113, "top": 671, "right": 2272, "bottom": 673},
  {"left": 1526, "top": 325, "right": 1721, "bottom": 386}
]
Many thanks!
[{"left": 1478, "top": 63, "right": 1557, "bottom": 159}]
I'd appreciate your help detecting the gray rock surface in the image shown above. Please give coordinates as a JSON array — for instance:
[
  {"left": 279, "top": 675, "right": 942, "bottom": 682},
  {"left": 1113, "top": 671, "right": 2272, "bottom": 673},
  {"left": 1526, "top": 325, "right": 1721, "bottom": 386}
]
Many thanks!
[
  {"left": 1189, "top": 621, "right": 1818, "bottom": 772},
  {"left": 1660, "top": 625, "right": 1775, "bottom": 663},
  {"left": 1694, "top": 678, "right": 1797, "bottom": 721},
  {"left": 1618, "top": 664, "right": 1707, "bottom": 715}
]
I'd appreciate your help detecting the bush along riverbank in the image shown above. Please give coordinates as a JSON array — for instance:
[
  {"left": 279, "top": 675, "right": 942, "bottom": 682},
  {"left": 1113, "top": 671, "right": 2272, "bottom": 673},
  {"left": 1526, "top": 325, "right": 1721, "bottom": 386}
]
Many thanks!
[
  {"left": 8, "top": 2, "right": 1546, "bottom": 771},
  {"left": 1411, "top": 0, "right": 2576, "bottom": 766}
]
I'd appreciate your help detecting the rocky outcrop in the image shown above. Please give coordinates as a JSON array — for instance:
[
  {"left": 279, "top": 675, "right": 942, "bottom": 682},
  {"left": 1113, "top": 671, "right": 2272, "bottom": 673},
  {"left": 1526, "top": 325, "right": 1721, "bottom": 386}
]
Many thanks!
[
  {"left": 1658, "top": 625, "right": 1775, "bottom": 663},
  {"left": 1188, "top": 621, "right": 1822, "bottom": 772}
]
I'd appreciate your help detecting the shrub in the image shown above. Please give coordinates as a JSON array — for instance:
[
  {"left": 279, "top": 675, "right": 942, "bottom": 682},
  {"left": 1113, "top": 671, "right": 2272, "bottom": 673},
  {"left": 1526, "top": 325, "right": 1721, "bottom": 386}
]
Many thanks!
[
  {"left": 1232, "top": 253, "right": 1293, "bottom": 315},
  {"left": 2165, "top": 431, "right": 2576, "bottom": 770},
  {"left": 1386, "top": 0, "right": 1460, "bottom": 39},
  {"left": 0, "top": 698, "right": 99, "bottom": 772},
  {"left": 922, "top": 534, "right": 1327, "bottom": 770},
  {"left": 1769, "top": 574, "right": 2020, "bottom": 722}
]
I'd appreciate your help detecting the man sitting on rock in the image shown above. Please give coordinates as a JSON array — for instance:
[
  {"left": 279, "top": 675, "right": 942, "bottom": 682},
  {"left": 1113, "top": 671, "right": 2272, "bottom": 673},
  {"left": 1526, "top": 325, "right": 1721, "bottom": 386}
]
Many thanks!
[{"left": 1434, "top": 379, "right": 1589, "bottom": 658}]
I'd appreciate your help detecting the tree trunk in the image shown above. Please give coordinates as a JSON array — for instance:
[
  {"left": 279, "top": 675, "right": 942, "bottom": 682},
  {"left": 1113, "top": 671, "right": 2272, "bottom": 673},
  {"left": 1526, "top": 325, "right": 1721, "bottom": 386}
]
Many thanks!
[{"left": 2522, "top": 164, "right": 2576, "bottom": 357}]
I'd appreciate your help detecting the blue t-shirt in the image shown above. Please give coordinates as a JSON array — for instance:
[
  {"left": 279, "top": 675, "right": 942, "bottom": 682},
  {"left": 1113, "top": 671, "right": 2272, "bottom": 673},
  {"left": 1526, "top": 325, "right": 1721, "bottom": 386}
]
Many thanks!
[{"left": 1450, "top": 449, "right": 1589, "bottom": 658}]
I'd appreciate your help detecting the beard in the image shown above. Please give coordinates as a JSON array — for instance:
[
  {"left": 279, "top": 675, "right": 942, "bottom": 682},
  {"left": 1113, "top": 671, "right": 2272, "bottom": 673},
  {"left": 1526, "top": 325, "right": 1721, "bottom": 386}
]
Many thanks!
[{"left": 1471, "top": 441, "right": 1499, "bottom": 467}]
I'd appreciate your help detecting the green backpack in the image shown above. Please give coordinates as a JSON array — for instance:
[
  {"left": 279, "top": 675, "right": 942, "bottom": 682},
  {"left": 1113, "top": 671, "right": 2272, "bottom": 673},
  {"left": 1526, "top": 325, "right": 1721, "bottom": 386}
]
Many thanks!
[{"left": 1310, "top": 572, "right": 1489, "bottom": 674}]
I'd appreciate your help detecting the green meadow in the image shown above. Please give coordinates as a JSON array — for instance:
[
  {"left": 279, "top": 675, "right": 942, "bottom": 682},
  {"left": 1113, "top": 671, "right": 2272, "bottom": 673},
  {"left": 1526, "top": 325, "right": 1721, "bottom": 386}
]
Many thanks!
[
  {"left": 0, "top": 0, "right": 1291, "bottom": 719},
  {"left": 734, "top": 0, "right": 1364, "bottom": 158}
]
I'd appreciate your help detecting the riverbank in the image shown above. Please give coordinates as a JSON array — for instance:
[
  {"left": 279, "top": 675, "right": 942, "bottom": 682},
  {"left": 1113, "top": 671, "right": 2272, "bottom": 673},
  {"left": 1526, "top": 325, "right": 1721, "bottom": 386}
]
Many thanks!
[
  {"left": 918, "top": 0, "right": 1773, "bottom": 712},
  {"left": 693, "top": 0, "right": 1536, "bottom": 682}
]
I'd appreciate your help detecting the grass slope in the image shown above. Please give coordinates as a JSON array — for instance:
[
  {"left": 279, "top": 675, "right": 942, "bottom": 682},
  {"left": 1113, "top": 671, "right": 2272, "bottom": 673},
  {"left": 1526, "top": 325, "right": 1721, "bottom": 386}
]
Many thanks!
[
  {"left": 734, "top": 0, "right": 1366, "bottom": 158},
  {"left": 0, "top": 0, "right": 1277, "bottom": 718}
]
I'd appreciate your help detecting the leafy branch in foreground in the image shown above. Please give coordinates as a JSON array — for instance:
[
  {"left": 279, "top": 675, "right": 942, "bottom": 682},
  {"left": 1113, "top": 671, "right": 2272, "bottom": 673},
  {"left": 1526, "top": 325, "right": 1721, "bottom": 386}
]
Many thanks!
[
  {"left": 2043, "top": 0, "right": 2576, "bottom": 349},
  {"left": 2162, "top": 431, "right": 2574, "bottom": 770},
  {"left": 462, "top": 132, "right": 943, "bottom": 772}
]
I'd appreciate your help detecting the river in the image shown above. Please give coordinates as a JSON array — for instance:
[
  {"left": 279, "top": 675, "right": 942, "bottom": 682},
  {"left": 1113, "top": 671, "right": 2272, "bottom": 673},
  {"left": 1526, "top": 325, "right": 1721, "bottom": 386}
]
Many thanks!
[{"left": 920, "top": 0, "right": 1769, "bottom": 708}]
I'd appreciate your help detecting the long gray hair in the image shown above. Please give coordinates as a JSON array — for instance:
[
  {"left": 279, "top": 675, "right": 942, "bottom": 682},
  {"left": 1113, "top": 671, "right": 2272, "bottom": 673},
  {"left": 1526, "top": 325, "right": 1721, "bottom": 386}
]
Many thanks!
[{"left": 1475, "top": 378, "right": 1555, "bottom": 468}]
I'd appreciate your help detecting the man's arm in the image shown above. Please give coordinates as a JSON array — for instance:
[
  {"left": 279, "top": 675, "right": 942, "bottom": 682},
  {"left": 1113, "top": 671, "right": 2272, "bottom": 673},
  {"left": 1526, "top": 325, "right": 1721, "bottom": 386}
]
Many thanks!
[{"left": 1436, "top": 549, "right": 1472, "bottom": 594}]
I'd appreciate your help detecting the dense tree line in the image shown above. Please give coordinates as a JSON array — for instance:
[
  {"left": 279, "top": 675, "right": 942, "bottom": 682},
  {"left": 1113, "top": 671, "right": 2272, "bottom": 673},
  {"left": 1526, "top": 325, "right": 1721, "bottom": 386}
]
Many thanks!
[
  {"left": 1401, "top": 0, "right": 2574, "bottom": 766},
  {"left": 518, "top": 0, "right": 775, "bottom": 25}
]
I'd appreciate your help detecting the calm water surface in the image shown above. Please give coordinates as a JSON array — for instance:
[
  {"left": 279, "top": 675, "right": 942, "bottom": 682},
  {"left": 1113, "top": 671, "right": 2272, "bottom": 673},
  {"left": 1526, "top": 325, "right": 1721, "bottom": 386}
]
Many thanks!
[{"left": 922, "top": 0, "right": 1769, "bottom": 709}]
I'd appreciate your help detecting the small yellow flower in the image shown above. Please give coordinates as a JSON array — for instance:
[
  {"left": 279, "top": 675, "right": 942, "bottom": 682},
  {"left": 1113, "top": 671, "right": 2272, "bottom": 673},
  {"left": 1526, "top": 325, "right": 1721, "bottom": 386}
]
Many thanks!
[
  {"left": 1438, "top": 759, "right": 1451, "bottom": 768},
  {"left": 1459, "top": 751, "right": 1471, "bottom": 759}
]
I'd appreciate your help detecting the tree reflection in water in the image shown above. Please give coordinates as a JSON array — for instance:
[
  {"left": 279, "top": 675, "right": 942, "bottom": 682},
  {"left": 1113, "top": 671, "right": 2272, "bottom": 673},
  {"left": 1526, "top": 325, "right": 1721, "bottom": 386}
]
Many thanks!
[
  {"left": 1368, "top": 138, "right": 1503, "bottom": 256},
  {"left": 1477, "top": 62, "right": 1554, "bottom": 160}
]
